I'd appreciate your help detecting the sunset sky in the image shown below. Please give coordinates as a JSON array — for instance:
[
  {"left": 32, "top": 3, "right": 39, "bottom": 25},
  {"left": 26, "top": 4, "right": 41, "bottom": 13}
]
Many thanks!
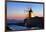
[{"left": 7, "top": 2, "right": 43, "bottom": 20}]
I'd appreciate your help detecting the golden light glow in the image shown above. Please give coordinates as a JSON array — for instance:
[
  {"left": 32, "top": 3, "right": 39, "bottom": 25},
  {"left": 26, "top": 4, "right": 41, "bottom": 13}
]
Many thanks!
[{"left": 31, "top": 13, "right": 35, "bottom": 17}]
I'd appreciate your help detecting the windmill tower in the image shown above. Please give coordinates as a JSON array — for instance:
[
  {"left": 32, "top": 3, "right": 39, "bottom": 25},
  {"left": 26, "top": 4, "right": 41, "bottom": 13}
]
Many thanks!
[
  {"left": 24, "top": 8, "right": 32, "bottom": 19},
  {"left": 29, "top": 8, "right": 32, "bottom": 18}
]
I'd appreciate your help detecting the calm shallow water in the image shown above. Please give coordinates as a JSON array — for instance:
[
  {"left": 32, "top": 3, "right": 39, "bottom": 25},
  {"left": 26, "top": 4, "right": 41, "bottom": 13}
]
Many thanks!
[
  {"left": 8, "top": 25, "right": 30, "bottom": 30},
  {"left": 8, "top": 25, "right": 40, "bottom": 31}
]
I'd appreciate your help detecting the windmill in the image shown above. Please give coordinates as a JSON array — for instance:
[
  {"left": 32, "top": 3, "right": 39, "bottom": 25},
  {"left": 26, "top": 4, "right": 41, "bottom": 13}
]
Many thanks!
[{"left": 24, "top": 7, "right": 33, "bottom": 19}]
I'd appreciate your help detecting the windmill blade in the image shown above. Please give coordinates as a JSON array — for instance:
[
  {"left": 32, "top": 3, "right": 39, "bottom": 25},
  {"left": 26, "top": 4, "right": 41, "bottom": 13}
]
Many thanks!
[
  {"left": 24, "top": 10, "right": 29, "bottom": 12},
  {"left": 24, "top": 8, "right": 30, "bottom": 13}
]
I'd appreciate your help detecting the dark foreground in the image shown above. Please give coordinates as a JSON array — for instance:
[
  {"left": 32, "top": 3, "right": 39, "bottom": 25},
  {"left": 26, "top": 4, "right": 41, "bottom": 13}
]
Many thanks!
[{"left": 6, "top": 17, "right": 44, "bottom": 31}]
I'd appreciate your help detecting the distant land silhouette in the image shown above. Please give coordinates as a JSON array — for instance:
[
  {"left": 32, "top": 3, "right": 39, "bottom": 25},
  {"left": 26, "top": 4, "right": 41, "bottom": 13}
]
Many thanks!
[{"left": 7, "top": 19, "right": 24, "bottom": 23}]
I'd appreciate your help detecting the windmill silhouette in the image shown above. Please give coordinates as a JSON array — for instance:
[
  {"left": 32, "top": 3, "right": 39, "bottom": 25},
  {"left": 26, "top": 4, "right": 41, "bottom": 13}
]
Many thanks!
[
  {"left": 24, "top": 8, "right": 33, "bottom": 19},
  {"left": 29, "top": 8, "right": 32, "bottom": 18}
]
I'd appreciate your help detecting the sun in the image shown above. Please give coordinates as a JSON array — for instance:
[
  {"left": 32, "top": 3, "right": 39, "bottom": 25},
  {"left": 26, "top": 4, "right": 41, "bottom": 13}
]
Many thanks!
[
  {"left": 31, "top": 13, "right": 35, "bottom": 17},
  {"left": 32, "top": 15, "right": 35, "bottom": 17}
]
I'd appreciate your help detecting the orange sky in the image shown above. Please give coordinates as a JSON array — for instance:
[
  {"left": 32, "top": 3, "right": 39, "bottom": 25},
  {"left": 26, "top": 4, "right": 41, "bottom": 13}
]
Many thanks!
[{"left": 7, "top": 12, "right": 43, "bottom": 19}]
